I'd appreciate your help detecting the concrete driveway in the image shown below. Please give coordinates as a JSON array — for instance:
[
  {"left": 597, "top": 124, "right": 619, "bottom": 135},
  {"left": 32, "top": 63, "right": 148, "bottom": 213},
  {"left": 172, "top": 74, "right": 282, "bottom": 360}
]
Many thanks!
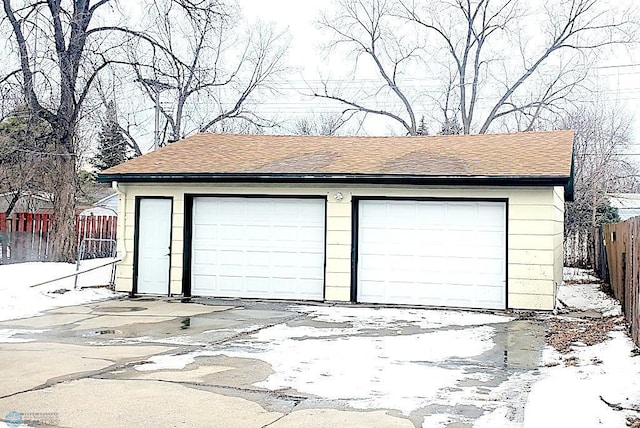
[{"left": 0, "top": 298, "right": 548, "bottom": 427}]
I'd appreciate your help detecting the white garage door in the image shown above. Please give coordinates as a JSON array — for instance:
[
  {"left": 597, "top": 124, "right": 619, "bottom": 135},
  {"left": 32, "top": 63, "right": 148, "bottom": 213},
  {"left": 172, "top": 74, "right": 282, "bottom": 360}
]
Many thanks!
[
  {"left": 357, "top": 199, "right": 506, "bottom": 309},
  {"left": 191, "top": 197, "right": 325, "bottom": 300}
]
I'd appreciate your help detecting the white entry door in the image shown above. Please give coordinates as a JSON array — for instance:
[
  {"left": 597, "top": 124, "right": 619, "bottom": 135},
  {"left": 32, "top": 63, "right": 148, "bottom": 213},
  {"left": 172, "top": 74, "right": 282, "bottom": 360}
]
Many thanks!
[
  {"left": 191, "top": 197, "right": 325, "bottom": 300},
  {"left": 136, "top": 198, "right": 172, "bottom": 294},
  {"left": 357, "top": 199, "right": 506, "bottom": 309}
]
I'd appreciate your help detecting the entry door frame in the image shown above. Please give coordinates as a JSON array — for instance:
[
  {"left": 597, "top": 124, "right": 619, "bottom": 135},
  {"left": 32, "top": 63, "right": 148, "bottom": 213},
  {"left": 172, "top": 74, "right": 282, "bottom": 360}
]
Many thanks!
[
  {"left": 132, "top": 196, "right": 174, "bottom": 296},
  {"left": 350, "top": 196, "right": 509, "bottom": 309}
]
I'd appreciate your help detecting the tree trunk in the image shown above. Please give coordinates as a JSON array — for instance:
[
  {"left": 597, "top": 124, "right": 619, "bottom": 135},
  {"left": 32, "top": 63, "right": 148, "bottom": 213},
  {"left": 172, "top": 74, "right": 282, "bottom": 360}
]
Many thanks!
[
  {"left": 5, "top": 191, "right": 21, "bottom": 216},
  {"left": 49, "top": 154, "right": 77, "bottom": 262}
]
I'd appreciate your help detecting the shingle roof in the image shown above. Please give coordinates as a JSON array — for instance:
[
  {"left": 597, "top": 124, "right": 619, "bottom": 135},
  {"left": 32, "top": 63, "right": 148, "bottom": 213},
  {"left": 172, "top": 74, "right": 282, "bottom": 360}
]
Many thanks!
[{"left": 101, "top": 130, "right": 574, "bottom": 179}]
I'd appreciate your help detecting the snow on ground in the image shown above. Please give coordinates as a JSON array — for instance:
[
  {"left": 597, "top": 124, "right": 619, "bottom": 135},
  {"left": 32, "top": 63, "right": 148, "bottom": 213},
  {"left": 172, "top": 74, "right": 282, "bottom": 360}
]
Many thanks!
[
  {"left": 524, "top": 331, "right": 640, "bottom": 427},
  {"left": 563, "top": 267, "right": 600, "bottom": 282},
  {"left": 248, "top": 324, "right": 495, "bottom": 414},
  {"left": 295, "top": 305, "right": 513, "bottom": 329},
  {"left": 0, "top": 258, "right": 118, "bottom": 321},
  {"left": 131, "top": 269, "right": 639, "bottom": 425},
  {"left": 521, "top": 267, "right": 639, "bottom": 427},
  {"left": 134, "top": 307, "right": 511, "bottom": 414},
  {"left": 559, "top": 267, "right": 622, "bottom": 316}
]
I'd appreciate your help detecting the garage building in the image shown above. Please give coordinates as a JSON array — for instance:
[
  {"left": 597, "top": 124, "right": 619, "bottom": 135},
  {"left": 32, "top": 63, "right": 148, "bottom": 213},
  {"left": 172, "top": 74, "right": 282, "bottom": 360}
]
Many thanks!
[{"left": 98, "top": 130, "right": 574, "bottom": 311}]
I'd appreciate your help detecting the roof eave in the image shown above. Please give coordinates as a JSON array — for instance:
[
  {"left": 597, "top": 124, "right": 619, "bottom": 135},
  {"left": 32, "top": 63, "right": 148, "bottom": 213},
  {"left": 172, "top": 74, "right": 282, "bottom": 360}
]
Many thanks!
[{"left": 97, "top": 172, "right": 571, "bottom": 187}]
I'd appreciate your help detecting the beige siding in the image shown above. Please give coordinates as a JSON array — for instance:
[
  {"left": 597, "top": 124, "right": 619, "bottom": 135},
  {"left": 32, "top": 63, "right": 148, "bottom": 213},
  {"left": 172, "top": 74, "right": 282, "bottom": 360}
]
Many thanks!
[{"left": 113, "top": 182, "right": 562, "bottom": 310}]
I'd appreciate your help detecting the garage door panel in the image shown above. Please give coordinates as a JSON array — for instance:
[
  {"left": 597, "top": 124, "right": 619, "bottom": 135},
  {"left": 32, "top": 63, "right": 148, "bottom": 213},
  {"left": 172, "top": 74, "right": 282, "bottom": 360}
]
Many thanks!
[
  {"left": 218, "top": 276, "right": 244, "bottom": 293},
  {"left": 478, "top": 204, "right": 506, "bottom": 224},
  {"left": 416, "top": 204, "right": 447, "bottom": 223},
  {"left": 191, "top": 197, "right": 325, "bottom": 300},
  {"left": 446, "top": 203, "right": 476, "bottom": 222},
  {"left": 357, "top": 199, "right": 506, "bottom": 310},
  {"left": 192, "top": 275, "right": 217, "bottom": 292}
]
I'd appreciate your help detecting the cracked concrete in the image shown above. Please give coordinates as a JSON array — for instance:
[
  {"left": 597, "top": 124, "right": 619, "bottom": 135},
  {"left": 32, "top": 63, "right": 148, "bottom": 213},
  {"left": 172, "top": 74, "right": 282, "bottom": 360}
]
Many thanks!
[{"left": 0, "top": 298, "right": 550, "bottom": 427}]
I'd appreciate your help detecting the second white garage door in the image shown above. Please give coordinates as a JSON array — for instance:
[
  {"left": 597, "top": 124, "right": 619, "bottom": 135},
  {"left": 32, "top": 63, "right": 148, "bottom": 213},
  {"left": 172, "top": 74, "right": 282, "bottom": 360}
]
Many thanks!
[
  {"left": 191, "top": 197, "right": 325, "bottom": 300},
  {"left": 357, "top": 199, "right": 506, "bottom": 309}
]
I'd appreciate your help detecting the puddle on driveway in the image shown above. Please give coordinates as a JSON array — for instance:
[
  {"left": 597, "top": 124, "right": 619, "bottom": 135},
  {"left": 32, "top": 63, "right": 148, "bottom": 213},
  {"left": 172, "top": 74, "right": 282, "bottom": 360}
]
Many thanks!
[
  {"left": 493, "top": 320, "right": 546, "bottom": 370},
  {"left": 84, "top": 329, "right": 118, "bottom": 337},
  {"left": 95, "top": 306, "right": 147, "bottom": 313}
]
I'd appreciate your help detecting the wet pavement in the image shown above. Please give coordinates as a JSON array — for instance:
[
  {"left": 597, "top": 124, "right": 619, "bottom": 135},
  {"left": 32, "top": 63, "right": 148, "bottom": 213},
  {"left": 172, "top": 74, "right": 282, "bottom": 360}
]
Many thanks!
[{"left": 0, "top": 297, "right": 551, "bottom": 427}]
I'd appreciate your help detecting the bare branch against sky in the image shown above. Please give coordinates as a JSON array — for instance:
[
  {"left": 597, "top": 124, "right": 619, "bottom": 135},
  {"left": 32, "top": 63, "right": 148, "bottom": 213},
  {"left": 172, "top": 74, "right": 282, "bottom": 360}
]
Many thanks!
[{"left": 314, "top": 0, "right": 639, "bottom": 135}]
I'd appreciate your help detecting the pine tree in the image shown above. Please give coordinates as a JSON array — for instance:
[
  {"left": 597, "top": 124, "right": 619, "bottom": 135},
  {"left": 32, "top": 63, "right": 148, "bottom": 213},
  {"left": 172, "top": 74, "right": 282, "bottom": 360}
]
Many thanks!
[
  {"left": 439, "top": 116, "right": 462, "bottom": 135},
  {"left": 92, "top": 102, "right": 129, "bottom": 171},
  {"left": 416, "top": 115, "right": 428, "bottom": 135}
]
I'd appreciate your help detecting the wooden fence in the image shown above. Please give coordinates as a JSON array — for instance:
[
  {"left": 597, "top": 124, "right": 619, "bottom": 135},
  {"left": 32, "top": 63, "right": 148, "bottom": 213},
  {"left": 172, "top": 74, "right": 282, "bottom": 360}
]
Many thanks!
[
  {"left": 0, "top": 212, "right": 117, "bottom": 264},
  {"left": 593, "top": 218, "right": 640, "bottom": 346}
]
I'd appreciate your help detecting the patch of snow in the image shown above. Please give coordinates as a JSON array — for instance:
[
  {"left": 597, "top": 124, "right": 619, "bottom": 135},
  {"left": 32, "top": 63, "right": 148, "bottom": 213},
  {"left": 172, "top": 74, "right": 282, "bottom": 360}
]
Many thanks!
[
  {"left": 524, "top": 331, "right": 640, "bottom": 427},
  {"left": 217, "top": 324, "right": 497, "bottom": 414},
  {"left": 421, "top": 413, "right": 451, "bottom": 427},
  {"left": 563, "top": 267, "right": 599, "bottom": 282},
  {"left": 94, "top": 335, "right": 210, "bottom": 347},
  {"left": 135, "top": 353, "right": 199, "bottom": 371},
  {"left": 0, "top": 329, "right": 46, "bottom": 343},
  {"left": 559, "top": 268, "right": 621, "bottom": 316},
  {"left": 473, "top": 407, "right": 520, "bottom": 428},
  {"left": 296, "top": 305, "right": 512, "bottom": 329},
  {"left": 0, "top": 258, "right": 119, "bottom": 321},
  {"left": 558, "top": 283, "right": 621, "bottom": 317}
]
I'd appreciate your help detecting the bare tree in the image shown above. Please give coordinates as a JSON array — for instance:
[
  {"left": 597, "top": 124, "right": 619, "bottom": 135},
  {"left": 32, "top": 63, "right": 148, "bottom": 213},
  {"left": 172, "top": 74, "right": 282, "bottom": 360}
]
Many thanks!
[
  {"left": 316, "top": 0, "right": 636, "bottom": 134},
  {"left": 0, "top": 0, "right": 124, "bottom": 261},
  {"left": 292, "top": 112, "right": 355, "bottom": 136},
  {"left": 563, "top": 101, "right": 637, "bottom": 233},
  {"left": 1, "top": 0, "right": 279, "bottom": 259},
  {"left": 129, "top": 1, "right": 289, "bottom": 145},
  {"left": 314, "top": 0, "right": 422, "bottom": 135}
]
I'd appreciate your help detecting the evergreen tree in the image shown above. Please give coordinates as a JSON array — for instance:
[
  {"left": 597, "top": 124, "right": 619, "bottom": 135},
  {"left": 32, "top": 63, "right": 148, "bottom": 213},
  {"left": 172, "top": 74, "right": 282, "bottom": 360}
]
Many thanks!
[
  {"left": 92, "top": 102, "right": 129, "bottom": 171},
  {"left": 416, "top": 116, "right": 428, "bottom": 135},
  {"left": 439, "top": 116, "right": 462, "bottom": 135},
  {"left": 0, "top": 106, "right": 55, "bottom": 215},
  {"left": 596, "top": 203, "right": 621, "bottom": 224}
]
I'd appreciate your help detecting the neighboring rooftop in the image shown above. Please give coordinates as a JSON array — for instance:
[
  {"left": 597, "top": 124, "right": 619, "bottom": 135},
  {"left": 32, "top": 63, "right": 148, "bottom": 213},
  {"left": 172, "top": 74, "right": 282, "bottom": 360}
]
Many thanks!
[
  {"left": 609, "top": 193, "right": 640, "bottom": 220},
  {"left": 99, "top": 130, "right": 574, "bottom": 183}
]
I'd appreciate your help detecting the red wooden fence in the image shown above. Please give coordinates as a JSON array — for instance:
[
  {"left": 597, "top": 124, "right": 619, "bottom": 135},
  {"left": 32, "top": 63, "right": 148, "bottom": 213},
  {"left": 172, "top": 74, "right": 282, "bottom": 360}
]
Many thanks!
[{"left": 0, "top": 212, "right": 117, "bottom": 264}]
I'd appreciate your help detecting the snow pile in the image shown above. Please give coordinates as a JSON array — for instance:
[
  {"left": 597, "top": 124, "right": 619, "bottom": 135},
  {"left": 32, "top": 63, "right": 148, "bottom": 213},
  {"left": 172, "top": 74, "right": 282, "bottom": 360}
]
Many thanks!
[
  {"left": 0, "top": 258, "right": 118, "bottom": 321},
  {"left": 525, "top": 331, "right": 640, "bottom": 427},
  {"left": 559, "top": 268, "right": 621, "bottom": 317}
]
